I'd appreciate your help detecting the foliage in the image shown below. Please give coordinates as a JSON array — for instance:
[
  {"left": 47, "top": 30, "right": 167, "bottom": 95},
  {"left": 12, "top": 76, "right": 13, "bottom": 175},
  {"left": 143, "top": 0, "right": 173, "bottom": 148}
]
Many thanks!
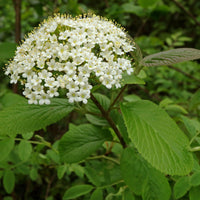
[{"left": 1, "top": 0, "right": 200, "bottom": 200}]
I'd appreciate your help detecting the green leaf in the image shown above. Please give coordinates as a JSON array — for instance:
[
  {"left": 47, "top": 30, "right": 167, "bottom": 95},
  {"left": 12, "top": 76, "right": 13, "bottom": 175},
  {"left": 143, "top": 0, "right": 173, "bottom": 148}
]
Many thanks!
[
  {"left": 138, "top": 0, "right": 160, "bottom": 8},
  {"left": 58, "top": 124, "right": 112, "bottom": 163},
  {"left": 85, "top": 159, "right": 122, "bottom": 187},
  {"left": 140, "top": 48, "right": 200, "bottom": 67},
  {"left": 189, "top": 186, "right": 200, "bottom": 200},
  {"left": 30, "top": 168, "right": 38, "bottom": 181},
  {"left": 57, "top": 164, "right": 67, "bottom": 179},
  {"left": 173, "top": 176, "right": 191, "bottom": 199},
  {"left": 69, "top": 164, "right": 85, "bottom": 178},
  {"left": 85, "top": 114, "right": 108, "bottom": 126},
  {"left": 180, "top": 116, "right": 200, "bottom": 138},
  {"left": 0, "top": 93, "right": 26, "bottom": 108},
  {"left": 22, "top": 132, "right": 34, "bottom": 140},
  {"left": 18, "top": 140, "right": 32, "bottom": 161},
  {"left": 121, "top": 100, "right": 193, "bottom": 175},
  {"left": 121, "top": 73, "right": 145, "bottom": 86},
  {"left": 190, "top": 172, "right": 200, "bottom": 186},
  {"left": 120, "top": 147, "right": 171, "bottom": 199},
  {"left": 0, "top": 42, "right": 16, "bottom": 61},
  {"left": 0, "top": 98, "right": 74, "bottom": 136},
  {"left": 190, "top": 89, "right": 200, "bottom": 110},
  {"left": 122, "top": 3, "right": 146, "bottom": 17},
  {"left": 124, "top": 94, "right": 141, "bottom": 102},
  {"left": 90, "top": 189, "right": 103, "bottom": 200},
  {"left": 0, "top": 137, "right": 15, "bottom": 162},
  {"left": 165, "top": 104, "right": 188, "bottom": 116},
  {"left": 123, "top": 189, "right": 135, "bottom": 200},
  {"left": 142, "top": 169, "right": 171, "bottom": 200},
  {"left": 120, "top": 147, "right": 148, "bottom": 195},
  {"left": 3, "top": 170, "right": 15, "bottom": 194},
  {"left": 63, "top": 184, "right": 94, "bottom": 200}
]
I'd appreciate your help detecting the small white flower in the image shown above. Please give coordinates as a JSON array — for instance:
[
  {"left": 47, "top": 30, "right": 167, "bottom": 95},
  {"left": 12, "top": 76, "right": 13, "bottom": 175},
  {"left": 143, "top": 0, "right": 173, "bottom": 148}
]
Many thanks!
[
  {"left": 27, "top": 92, "right": 38, "bottom": 104},
  {"left": 67, "top": 90, "right": 79, "bottom": 103},
  {"left": 78, "top": 90, "right": 90, "bottom": 104},
  {"left": 47, "top": 87, "right": 59, "bottom": 97},
  {"left": 38, "top": 93, "right": 50, "bottom": 105}
]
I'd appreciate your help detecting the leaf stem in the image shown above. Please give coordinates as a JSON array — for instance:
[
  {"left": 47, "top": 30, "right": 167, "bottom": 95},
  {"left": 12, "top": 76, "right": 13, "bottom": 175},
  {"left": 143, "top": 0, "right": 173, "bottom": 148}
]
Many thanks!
[
  {"left": 97, "top": 180, "right": 124, "bottom": 190},
  {"left": 14, "top": 138, "right": 48, "bottom": 146},
  {"left": 87, "top": 155, "right": 120, "bottom": 165},
  {"left": 189, "top": 146, "right": 200, "bottom": 152},
  {"left": 189, "top": 131, "right": 200, "bottom": 145},
  {"left": 90, "top": 93, "right": 127, "bottom": 148}
]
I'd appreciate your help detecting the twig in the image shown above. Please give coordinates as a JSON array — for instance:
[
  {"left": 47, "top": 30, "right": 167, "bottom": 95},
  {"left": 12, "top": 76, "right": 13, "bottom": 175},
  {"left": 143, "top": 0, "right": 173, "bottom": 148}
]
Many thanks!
[
  {"left": 45, "top": 174, "right": 56, "bottom": 200},
  {"left": 135, "top": 18, "right": 149, "bottom": 37},
  {"left": 90, "top": 93, "right": 126, "bottom": 148},
  {"left": 171, "top": 0, "right": 200, "bottom": 27},
  {"left": 13, "top": 0, "right": 21, "bottom": 43},
  {"left": 104, "top": 0, "right": 109, "bottom": 8},
  {"left": 168, "top": 65, "right": 200, "bottom": 82},
  {"left": 108, "top": 85, "right": 127, "bottom": 113}
]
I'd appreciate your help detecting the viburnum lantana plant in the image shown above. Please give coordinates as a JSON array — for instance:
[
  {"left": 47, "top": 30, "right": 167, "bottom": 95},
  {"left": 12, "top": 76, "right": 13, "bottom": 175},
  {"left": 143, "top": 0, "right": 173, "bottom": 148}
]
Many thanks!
[{"left": 2, "top": 14, "right": 200, "bottom": 199}]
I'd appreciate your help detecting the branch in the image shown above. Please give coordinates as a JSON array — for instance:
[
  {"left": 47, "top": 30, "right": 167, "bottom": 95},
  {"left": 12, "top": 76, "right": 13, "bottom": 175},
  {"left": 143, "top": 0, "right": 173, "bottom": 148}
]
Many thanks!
[
  {"left": 171, "top": 0, "right": 200, "bottom": 27},
  {"left": 12, "top": 0, "right": 21, "bottom": 94},
  {"left": 13, "top": 0, "right": 21, "bottom": 43},
  {"left": 90, "top": 93, "right": 127, "bottom": 148},
  {"left": 167, "top": 65, "right": 200, "bottom": 82}
]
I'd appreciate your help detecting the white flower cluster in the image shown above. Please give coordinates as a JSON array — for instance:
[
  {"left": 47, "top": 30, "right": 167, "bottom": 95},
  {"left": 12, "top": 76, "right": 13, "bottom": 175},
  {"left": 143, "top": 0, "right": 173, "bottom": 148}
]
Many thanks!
[{"left": 5, "top": 14, "right": 135, "bottom": 104}]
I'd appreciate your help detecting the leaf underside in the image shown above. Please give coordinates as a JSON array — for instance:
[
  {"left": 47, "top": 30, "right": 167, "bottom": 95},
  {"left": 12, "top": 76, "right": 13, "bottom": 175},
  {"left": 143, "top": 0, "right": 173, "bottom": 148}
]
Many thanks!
[{"left": 140, "top": 48, "right": 200, "bottom": 67}]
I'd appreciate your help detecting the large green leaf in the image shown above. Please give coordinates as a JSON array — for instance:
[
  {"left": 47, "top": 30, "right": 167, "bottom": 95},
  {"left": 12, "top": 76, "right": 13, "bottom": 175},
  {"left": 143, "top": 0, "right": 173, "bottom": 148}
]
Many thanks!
[
  {"left": 140, "top": 48, "right": 200, "bottom": 67},
  {"left": 121, "top": 100, "right": 193, "bottom": 175},
  {"left": 63, "top": 184, "right": 94, "bottom": 200},
  {"left": 58, "top": 124, "right": 112, "bottom": 163},
  {"left": 0, "top": 98, "right": 74, "bottom": 136},
  {"left": 120, "top": 147, "right": 171, "bottom": 200}
]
